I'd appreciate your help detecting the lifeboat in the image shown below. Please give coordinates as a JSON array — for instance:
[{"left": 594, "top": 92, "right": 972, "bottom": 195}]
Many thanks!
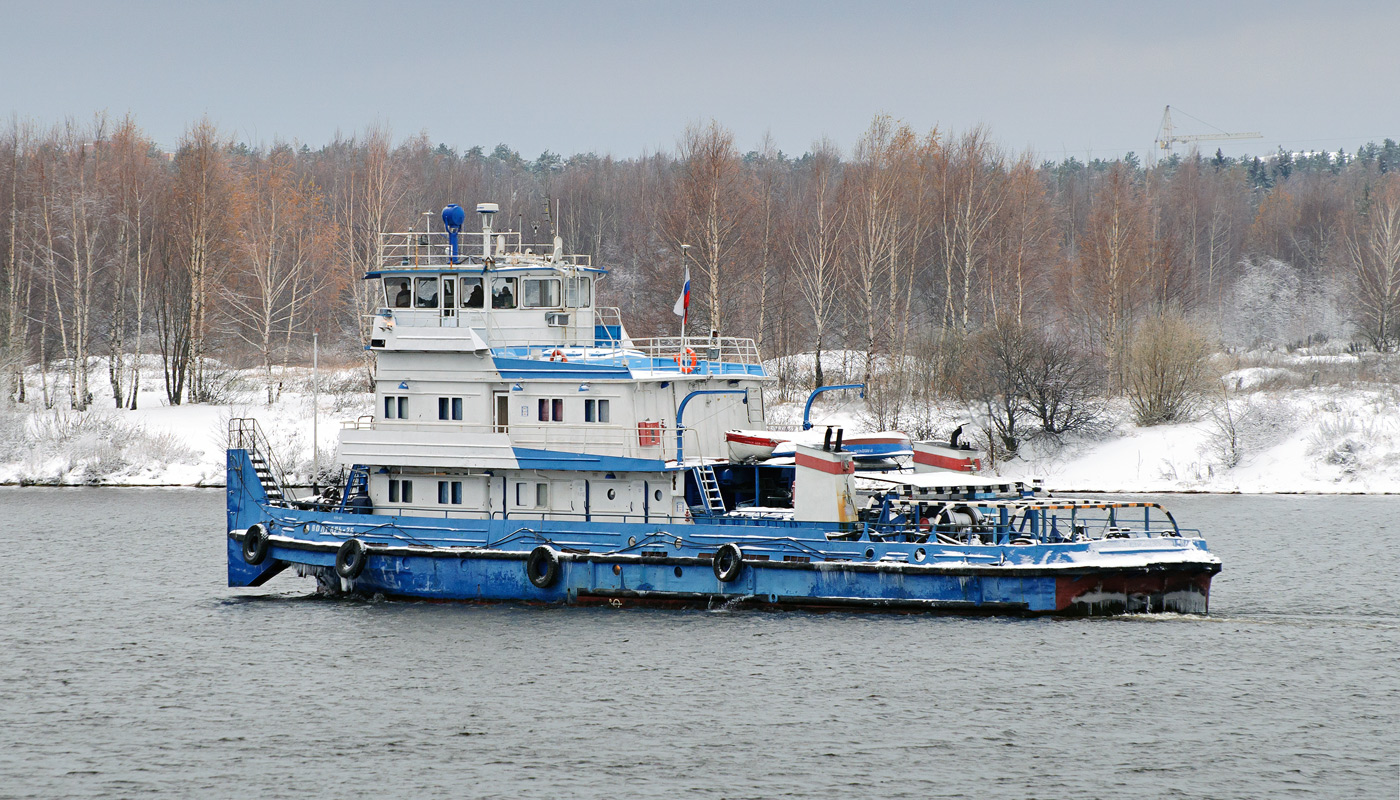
[{"left": 725, "top": 429, "right": 786, "bottom": 462}]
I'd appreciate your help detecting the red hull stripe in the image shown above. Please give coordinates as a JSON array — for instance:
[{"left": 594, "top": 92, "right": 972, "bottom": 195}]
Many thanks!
[
  {"left": 913, "top": 450, "right": 980, "bottom": 471},
  {"left": 796, "top": 452, "right": 856, "bottom": 474},
  {"left": 727, "top": 433, "right": 782, "bottom": 447}
]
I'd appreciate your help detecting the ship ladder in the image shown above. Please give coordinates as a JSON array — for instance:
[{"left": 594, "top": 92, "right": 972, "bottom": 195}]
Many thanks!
[
  {"left": 694, "top": 465, "right": 726, "bottom": 515},
  {"left": 249, "top": 451, "right": 285, "bottom": 503},
  {"left": 337, "top": 464, "right": 370, "bottom": 512}
]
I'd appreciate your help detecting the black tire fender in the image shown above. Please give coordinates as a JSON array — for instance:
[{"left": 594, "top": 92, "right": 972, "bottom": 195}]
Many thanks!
[
  {"left": 526, "top": 545, "right": 561, "bottom": 589},
  {"left": 713, "top": 542, "right": 744, "bottom": 582},
  {"left": 336, "top": 538, "right": 368, "bottom": 580},
  {"left": 242, "top": 523, "right": 270, "bottom": 566}
]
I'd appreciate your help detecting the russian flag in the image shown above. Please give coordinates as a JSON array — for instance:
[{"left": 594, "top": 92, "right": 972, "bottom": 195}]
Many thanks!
[{"left": 672, "top": 264, "right": 691, "bottom": 322}]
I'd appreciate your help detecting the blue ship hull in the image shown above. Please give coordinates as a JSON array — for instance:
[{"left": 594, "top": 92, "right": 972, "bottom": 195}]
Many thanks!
[{"left": 228, "top": 450, "right": 1219, "bottom": 616}]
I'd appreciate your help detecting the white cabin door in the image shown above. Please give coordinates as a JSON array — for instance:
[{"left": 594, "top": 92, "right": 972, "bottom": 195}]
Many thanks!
[
  {"left": 441, "top": 276, "right": 458, "bottom": 327},
  {"left": 494, "top": 392, "right": 509, "bottom": 434}
]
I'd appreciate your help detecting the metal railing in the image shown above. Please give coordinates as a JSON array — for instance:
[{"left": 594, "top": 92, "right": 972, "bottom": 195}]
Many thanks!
[
  {"left": 340, "top": 417, "right": 703, "bottom": 462},
  {"left": 228, "top": 418, "right": 295, "bottom": 502},
  {"left": 377, "top": 230, "right": 592, "bottom": 270}
]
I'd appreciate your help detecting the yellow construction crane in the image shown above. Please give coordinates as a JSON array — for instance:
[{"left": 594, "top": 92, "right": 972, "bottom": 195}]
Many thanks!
[{"left": 1154, "top": 105, "right": 1262, "bottom": 160}]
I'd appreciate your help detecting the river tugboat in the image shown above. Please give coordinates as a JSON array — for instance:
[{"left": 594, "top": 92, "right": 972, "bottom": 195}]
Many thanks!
[{"left": 226, "top": 203, "right": 1221, "bottom": 615}]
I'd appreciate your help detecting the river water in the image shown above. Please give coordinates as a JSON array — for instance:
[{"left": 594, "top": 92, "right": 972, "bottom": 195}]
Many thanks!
[{"left": 0, "top": 489, "right": 1395, "bottom": 799}]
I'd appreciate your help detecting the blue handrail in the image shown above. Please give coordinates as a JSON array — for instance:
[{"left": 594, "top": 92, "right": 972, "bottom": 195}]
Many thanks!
[
  {"left": 802, "top": 384, "right": 865, "bottom": 430},
  {"left": 676, "top": 389, "right": 747, "bottom": 462}
]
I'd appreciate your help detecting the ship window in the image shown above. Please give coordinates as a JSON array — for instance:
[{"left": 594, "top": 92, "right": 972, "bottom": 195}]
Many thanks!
[
  {"left": 584, "top": 398, "right": 610, "bottom": 423},
  {"left": 451, "top": 481, "right": 463, "bottom": 504},
  {"left": 438, "top": 398, "right": 449, "bottom": 420},
  {"left": 414, "top": 277, "right": 439, "bottom": 309},
  {"left": 584, "top": 399, "right": 594, "bottom": 422},
  {"left": 566, "top": 277, "right": 591, "bottom": 308},
  {"left": 461, "top": 277, "right": 484, "bottom": 308},
  {"left": 385, "top": 395, "right": 408, "bottom": 419},
  {"left": 438, "top": 480, "right": 449, "bottom": 504},
  {"left": 442, "top": 278, "right": 456, "bottom": 313},
  {"left": 522, "top": 278, "right": 561, "bottom": 308},
  {"left": 515, "top": 482, "right": 527, "bottom": 506},
  {"left": 492, "top": 278, "right": 517, "bottom": 309},
  {"left": 389, "top": 479, "right": 400, "bottom": 503},
  {"left": 385, "top": 277, "right": 412, "bottom": 308},
  {"left": 552, "top": 398, "right": 563, "bottom": 421},
  {"left": 597, "top": 399, "right": 610, "bottom": 423},
  {"left": 539, "top": 398, "right": 564, "bottom": 422},
  {"left": 538, "top": 399, "right": 548, "bottom": 421},
  {"left": 452, "top": 397, "right": 463, "bottom": 420},
  {"left": 536, "top": 482, "right": 549, "bottom": 508},
  {"left": 401, "top": 480, "right": 413, "bottom": 503}
]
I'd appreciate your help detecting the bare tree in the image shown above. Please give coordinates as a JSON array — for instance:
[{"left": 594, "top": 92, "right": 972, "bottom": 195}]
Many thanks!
[
  {"left": 788, "top": 140, "right": 845, "bottom": 389},
  {"left": 1346, "top": 174, "right": 1400, "bottom": 350}
]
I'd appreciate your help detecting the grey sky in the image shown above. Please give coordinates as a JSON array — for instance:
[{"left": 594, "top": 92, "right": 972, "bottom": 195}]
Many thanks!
[{"left": 4, "top": 0, "right": 1396, "bottom": 161}]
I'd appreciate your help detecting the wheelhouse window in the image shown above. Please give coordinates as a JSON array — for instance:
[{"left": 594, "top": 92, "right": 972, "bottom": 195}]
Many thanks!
[
  {"left": 492, "top": 277, "right": 517, "bottom": 309},
  {"left": 566, "top": 276, "right": 591, "bottom": 308},
  {"left": 522, "top": 278, "right": 561, "bottom": 308},
  {"left": 414, "top": 277, "right": 439, "bottom": 308},
  {"left": 461, "top": 277, "right": 484, "bottom": 308},
  {"left": 385, "top": 277, "right": 412, "bottom": 308}
]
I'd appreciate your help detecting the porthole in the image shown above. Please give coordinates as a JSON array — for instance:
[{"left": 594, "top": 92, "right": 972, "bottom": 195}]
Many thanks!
[
  {"left": 654, "top": 489, "right": 663, "bottom": 501},
  {"left": 607, "top": 488, "right": 617, "bottom": 500},
  {"left": 627, "top": 536, "right": 636, "bottom": 547},
  {"left": 673, "top": 566, "right": 683, "bottom": 578},
  {"left": 914, "top": 548, "right": 927, "bottom": 562},
  {"left": 864, "top": 548, "right": 876, "bottom": 559}
]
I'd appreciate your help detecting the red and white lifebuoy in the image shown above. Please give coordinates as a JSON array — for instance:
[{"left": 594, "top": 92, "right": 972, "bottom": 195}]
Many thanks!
[
  {"left": 673, "top": 348, "right": 697, "bottom": 373},
  {"left": 549, "top": 349, "right": 568, "bottom": 362}
]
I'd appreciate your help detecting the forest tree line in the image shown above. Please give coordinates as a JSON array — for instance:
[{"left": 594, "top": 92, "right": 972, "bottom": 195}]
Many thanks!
[{"left": 2, "top": 113, "right": 1399, "bottom": 443}]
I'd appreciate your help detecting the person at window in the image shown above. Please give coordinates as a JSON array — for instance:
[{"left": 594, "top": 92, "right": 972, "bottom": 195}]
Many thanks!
[
  {"left": 465, "top": 281, "right": 484, "bottom": 308},
  {"left": 391, "top": 279, "right": 411, "bottom": 308},
  {"left": 493, "top": 281, "right": 514, "bottom": 309}
]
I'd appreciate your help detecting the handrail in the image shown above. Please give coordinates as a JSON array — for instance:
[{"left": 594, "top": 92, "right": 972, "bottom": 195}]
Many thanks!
[
  {"left": 675, "top": 389, "right": 747, "bottom": 462},
  {"left": 377, "top": 230, "right": 593, "bottom": 270},
  {"left": 803, "top": 384, "right": 865, "bottom": 430},
  {"left": 228, "top": 418, "right": 295, "bottom": 501}
]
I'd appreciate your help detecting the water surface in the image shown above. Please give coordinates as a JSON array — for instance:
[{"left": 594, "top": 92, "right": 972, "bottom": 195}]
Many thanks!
[{"left": 0, "top": 489, "right": 1395, "bottom": 798}]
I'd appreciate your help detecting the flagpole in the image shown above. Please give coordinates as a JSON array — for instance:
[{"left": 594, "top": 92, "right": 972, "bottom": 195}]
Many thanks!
[{"left": 679, "top": 244, "right": 690, "bottom": 346}]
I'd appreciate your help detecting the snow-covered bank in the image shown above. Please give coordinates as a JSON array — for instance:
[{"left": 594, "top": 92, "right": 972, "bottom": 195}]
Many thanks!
[{"left": 2, "top": 358, "right": 1399, "bottom": 493}]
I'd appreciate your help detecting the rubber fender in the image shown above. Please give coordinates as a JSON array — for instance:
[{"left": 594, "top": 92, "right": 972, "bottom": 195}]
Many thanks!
[
  {"left": 242, "top": 523, "right": 270, "bottom": 566},
  {"left": 526, "top": 545, "right": 561, "bottom": 589},
  {"left": 713, "top": 542, "right": 744, "bottom": 582},
  {"left": 336, "top": 538, "right": 368, "bottom": 580}
]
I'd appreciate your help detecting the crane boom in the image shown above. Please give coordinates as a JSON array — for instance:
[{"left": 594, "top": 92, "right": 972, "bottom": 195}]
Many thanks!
[{"left": 1154, "top": 105, "right": 1262, "bottom": 157}]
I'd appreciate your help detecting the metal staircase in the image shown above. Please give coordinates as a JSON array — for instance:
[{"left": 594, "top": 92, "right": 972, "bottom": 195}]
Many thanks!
[
  {"left": 693, "top": 465, "right": 726, "bottom": 515},
  {"left": 229, "top": 418, "right": 293, "bottom": 505},
  {"left": 337, "top": 464, "right": 370, "bottom": 512}
]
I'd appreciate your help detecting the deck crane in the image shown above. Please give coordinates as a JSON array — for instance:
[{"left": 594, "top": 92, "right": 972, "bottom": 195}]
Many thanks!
[{"left": 1153, "top": 105, "right": 1261, "bottom": 161}]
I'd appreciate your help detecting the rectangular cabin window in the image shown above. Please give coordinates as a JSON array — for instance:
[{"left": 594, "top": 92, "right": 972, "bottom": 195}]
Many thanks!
[
  {"left": 597, "top": 398, "right": 610, "bottom": 423},
  {"left": 385, "top": 396, "right": 394, "bottom": 419},
  {"left": 536, "top": 482, "right": 549, "bottom": 508},
  {"left": 538, "top": 398, "right": 549, "bottom": 422},
  {"left": 451, "top": 481, "right": 463, "bottom": 505},
  {"left": 584, "top": 399, "right": 594, "bottom": 423},
  {"left": 566, "top": 277, "right": 591, "bottom": 308},
  {"left": 461, "top": 278, "right": 484, "bottom": 308},
  {"left": 385, "top": 277, "right": 412, "bottom": 309},
  {"left": 492, "top": 278, "right": 517, "bottom": 309},
  {"left": 414, "top": 277, "right": 439, "bottom": 309},
  {"left": 439, "top": 397, "right": 450, "bottom": 420},
  {"left": 385, "top": 395, "right": 407, "bottom": 419},
  {"left": 389, "top": 479, "right": 400, "bottom": 503},
  {"left": 438, "top": 480, "right": 449, "bottom": 504},
  {"left": 397, "top": 396, "right": 408, "bottom": 419},
  {"left": 515, "top": 482, "right": 527, "bottom": 506},
  {"left": 451, "top": 397, "right": 463, "bottom": 420},
  {"left": 441, "top": 277, "right": 456, "bottom": 316},
  {"left": 401, "top": 480, "right": 413, "bottom": 503},
  {"left": 552, "top": 398, "right": 564, "bottom": 422},
  {"left": 522, "top": 278, "right": 561, "bottom": 308}
]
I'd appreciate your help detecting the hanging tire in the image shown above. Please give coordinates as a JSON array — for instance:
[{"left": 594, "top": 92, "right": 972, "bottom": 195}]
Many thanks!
[
  {"left": 526, "top": 546, "right": 561, "bottom": 589},
  {"left": 713, "top": 542, "right": 743, "bottom": 582},
  {"left": 242, "top": 523, "right": 269, "bottom": 566},
  {"left": 336, "top": 538, "right": 368, "bottom": 579}
]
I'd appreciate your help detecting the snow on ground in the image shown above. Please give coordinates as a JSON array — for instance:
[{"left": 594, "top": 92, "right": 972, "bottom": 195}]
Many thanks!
[
  {"left": 3, "top": 351, "right": 1400, "bottom": 493},
  {"left": 0, "top": 362, "right": 371, "bottom": 486}
]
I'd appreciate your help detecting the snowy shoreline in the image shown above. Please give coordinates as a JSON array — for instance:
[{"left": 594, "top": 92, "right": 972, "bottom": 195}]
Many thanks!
[{"left": 4, "top": 358, "right": 1400, "bottom": 495}]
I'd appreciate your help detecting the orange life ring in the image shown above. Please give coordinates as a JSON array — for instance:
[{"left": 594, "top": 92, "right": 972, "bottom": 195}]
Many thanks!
[
  {"left": 549, "top": 349, "right": 568, "bottom": 362},
  {"left": 673, "top": 348, "right": 697, "bottom": 374}
]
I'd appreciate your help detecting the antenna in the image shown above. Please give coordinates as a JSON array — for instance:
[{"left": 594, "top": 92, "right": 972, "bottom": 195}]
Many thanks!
[
  {"left": 1153, "top": 105, "right": 1261, "bottom": 162},
  {"left": 476, "top": 202, "right": 499, "bottom": 261}
]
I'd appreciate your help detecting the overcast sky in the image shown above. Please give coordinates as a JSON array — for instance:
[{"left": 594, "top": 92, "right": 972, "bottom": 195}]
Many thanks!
[{"left": 4, "top": 0, "right": 1397, "bottom": 161}]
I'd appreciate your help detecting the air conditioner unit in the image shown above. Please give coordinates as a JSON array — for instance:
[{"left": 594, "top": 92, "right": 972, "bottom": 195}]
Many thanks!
[{"left": 546, "top": 312, "right": 570, "bottom": 327}]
